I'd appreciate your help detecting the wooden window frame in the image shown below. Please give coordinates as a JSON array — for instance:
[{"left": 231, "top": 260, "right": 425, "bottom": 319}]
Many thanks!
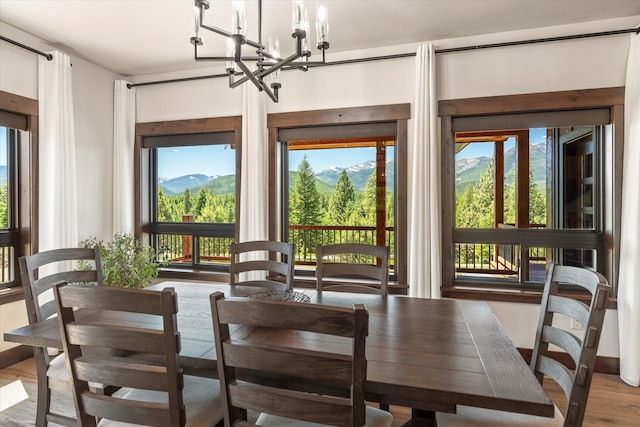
[
  {"left": 439, "top": 87, "right": 624, "bottom": 305},
  {"left": 267, "top": 104, "right": 410, "bottom": 292},
  {"left": 0, "top": 91, "right": 37, "bottom": 301},
  {"left": 135, "top": 116, "right": 242, "bottom": 281}
]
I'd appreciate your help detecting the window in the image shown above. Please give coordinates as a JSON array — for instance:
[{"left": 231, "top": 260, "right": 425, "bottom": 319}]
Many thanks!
[
  {"left": 285, "top": 138, "right": 395, "bottom": 276},
  {"left": 267, "top": 104, "right": 410, "bottom": 290},
  {"left": 439, "top": 88, "right": 624, "bottom": 301},
  {"left": 0, "top": 90, "right": 37, "bottom": 293},
  {"left": 136, "top": 117, "right": 241, "bottom": 274},
  {"left": 0, "top": 126, "right": 18, "bottom": 287}
]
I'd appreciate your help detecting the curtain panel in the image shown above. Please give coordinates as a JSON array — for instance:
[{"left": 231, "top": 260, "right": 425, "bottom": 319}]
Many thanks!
[
  {"left": 238, "top": 84, "right": 268, "bottom": 280},
  {"left": 113, "top": 80, "right": 136, "bottom": 235},
  {"left": 408, "top": 43, "right": 441, "bottom": 299},
  {"left": 618, "top": 33, "right": 640, "bottom": 387},
  {"left": 38, "top": 51, "right": 78, "bottom": 252}
]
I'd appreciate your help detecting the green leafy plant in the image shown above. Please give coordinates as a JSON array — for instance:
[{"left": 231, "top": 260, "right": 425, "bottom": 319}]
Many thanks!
[{"left": 79, "top": 233, "right": 167, "bottom": 288}]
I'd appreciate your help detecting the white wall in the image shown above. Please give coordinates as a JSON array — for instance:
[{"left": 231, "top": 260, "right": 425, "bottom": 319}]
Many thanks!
[{"left": 0, "top": 22, "right": 121, "bottom": 350}]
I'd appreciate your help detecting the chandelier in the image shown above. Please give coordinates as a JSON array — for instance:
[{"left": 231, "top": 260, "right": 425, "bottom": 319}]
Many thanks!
[{"left": 191, "top": 0, "right": 330, "bottom": 102}]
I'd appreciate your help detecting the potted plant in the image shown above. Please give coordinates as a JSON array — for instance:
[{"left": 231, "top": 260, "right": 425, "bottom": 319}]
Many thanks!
[{"left": 79, "top": 233, "right": 167, "bottom": 288}]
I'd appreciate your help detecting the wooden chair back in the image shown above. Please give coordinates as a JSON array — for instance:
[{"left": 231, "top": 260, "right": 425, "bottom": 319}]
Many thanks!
[
  {"left": 19, "top": 247, "right": 104, "bottom": 325},
  {"left": 53, "top": 283, "right": 184, "bottom": 427},
  {"left": 210, "top": 292, "right": 369, "bottom": 427},
  {"left": 531, "top": 263, "right": 610, "bottom": 427},
  {"left": 18, "top": 247, "right": 103, "bottom": 427},
  {"left": 229, "top": 240, "right": 295, "bottom": 291},
  {"left": 316, "top": 243, "right": 389, "bottom": 295}
]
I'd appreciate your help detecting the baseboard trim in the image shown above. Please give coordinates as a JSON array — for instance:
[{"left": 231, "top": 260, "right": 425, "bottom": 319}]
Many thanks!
[
  {"left": 0, "top": 345, "right": 33, "bottom": 370},
  {"left": 518, "top": 347, "right": 619, "bottom": 376}
]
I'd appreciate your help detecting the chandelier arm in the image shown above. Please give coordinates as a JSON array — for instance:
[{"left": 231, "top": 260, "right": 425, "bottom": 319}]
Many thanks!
[
  {"left": 235, "top": 61, "right": 267, "bottom": 92},
  {"left": 255, "top": 51, "right": 302, "bottom": 80},
  {"left": 262, "top": 84, "right": 279, "bottom": 103},
  {"left": 199, "top": 22, "right": 263, "bottom": 50}
]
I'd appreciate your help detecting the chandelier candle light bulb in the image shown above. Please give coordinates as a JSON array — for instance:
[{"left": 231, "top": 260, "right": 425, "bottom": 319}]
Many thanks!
[
  {"left": 190, "top": 0, "right": 330, "bottom": 102},
  {"left": 316, "top": 0, "right": 329, "bottom": 49}
]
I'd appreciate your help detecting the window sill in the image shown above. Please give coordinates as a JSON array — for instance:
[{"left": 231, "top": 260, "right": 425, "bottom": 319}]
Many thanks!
[
  {"left": 442, "top": 286, "right": 617, "bottom": 309},
  {"left": 0, "top": 287, "right": 24, "bottom": 305}
]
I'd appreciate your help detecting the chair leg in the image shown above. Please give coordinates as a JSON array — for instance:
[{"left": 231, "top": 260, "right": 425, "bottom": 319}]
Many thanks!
[
  {"left": 34, "top": 348, "right": 52, "bottom": 427},
  {"left": 380, "top": 402, "right": 390, "bottom": 411}
]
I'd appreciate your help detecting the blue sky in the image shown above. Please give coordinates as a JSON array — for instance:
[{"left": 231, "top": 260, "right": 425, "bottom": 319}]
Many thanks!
[
  {"left": 158, "top": 130, "right": 544, "bottom": 179},
  {"left": 0, "top": 128, "right": 6, "bottom": 166},
  {"left": 456, "top": 128, "right": 546, "bottom": 160},
  {"left": 158, "top": 144, "right": 391, "bottom": 179}
]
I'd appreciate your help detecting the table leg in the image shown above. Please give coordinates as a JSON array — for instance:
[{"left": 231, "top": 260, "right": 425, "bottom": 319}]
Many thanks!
[{"left": 400, "top": 409, "right": 437, "bottom": 427}]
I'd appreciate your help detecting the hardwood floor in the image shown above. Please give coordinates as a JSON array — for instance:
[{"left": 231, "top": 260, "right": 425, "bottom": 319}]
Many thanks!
[{"left": 1, "top": 357, "right": 638, "bottom": 426}]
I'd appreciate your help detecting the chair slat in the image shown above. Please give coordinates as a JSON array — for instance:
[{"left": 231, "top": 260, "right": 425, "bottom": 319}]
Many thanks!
[
  {"left": 217, "top": 298, "right": 357, "bottom": 337},
  {"left": 537, "top": 355, "right": 574, "bottom": 400},
  {"left": 35, "top": 270, "right": 99, "bottom": 295},
  {"left": 224, "top": 341, "right": 353, "bottom": 385},
  {"left": 56, "top": 285, "right": 171, "bottom": 315},
  {"left": 75, "top": 358, "right": 171, "bottom": 392},
  {"left": 230, "top": 381, "right": 353, "bottom": 426},
  {"left": 541, "top": 325, "right": 582, "bottom": 367},
  {"left": 65, "top": 322, "right": 167, "bottom": 354},
  {"left": 547, "top": 294, "right": 590, "bottom": 328},
  {"left": 81, "top": 393, "right": 173, "bottom": 427}
]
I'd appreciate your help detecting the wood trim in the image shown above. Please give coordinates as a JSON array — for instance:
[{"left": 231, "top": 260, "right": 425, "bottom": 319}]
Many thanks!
[
  {"left": 267, "top": 104, "right": 410, "bottom": 128},
  {"left": 518, "top": 347, "right": 619, "bottom": 376},
  {"left": 0, "top": 345, "right": 33, "bottom": 370},
  {"left": 1, "top": 90, "right": 38, "bottom": 265},
  {"left": 0, "top": 91, "right": 37, "bottom": 117},
  {"left": 136, "top": 116, "right": 242, "bottom": 136},
  {"left": 0, "top": 287, "right": 24, "bottom": 304},
  {"left": 438, "top": 87, "right": 624, "bottom": 117},
  {"left": 395, "top": 118, "right": 408, "bottom": 286},
  {"left": 443, "top": 286, "right": 618, "bottom": 309}
]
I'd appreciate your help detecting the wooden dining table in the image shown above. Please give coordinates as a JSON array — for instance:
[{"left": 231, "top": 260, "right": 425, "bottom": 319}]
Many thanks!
[{"left": 4, "top": 280, "right": 554, "bottom": 427}]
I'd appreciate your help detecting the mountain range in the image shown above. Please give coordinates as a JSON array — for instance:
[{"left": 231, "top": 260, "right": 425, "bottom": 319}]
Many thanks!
[
  {"left": 159, "top": 160, "right": 395, "bottom": 195},
  {"left": 456, "top": 143, "right": 546, "bottom": 191},
  {"left": 158, "top": 144, "right": 545, "bottom": 196}
]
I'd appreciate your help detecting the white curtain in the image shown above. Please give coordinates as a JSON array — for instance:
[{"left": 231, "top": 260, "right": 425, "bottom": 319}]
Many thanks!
[
  {"left": 618, "top": 33, "right": 640, "bottom": 387},
  {"left": 38, "top": 51, "right": 78, "bottom": 252},
  {"left": 238, "top": 84, "right": 268, "bottom": 279},
  {"left": 408, "top": 43, "right": 441, "bottom": 299},
  {"left": 113, "top": 80, "right": 136, "bottom": 235}
]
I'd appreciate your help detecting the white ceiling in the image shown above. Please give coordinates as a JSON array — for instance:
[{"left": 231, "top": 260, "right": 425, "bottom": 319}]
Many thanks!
[{"left": 1, "top": 0, "right": 639, "bottom": 77}]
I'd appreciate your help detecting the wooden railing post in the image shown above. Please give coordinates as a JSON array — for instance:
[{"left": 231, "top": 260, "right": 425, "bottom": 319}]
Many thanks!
[{"left": 182, "top": 215, "right": 193, "bottom": 260}]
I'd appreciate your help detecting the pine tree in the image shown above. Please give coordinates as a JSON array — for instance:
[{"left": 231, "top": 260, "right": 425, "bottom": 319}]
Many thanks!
[
  {"left": 329, "top": 170, "right": 356, "bottom": 224},
  {"left": 290, "top": 156, "right": 322, "bottom": 225}
]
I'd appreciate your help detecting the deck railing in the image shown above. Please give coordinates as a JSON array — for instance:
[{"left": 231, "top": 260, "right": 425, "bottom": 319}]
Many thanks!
[
  {"left": 455, "top": 224, "right": 547, "bottom": 277},
  {"left": 157, "top": 224, "right": 395, "bottom": 271}
]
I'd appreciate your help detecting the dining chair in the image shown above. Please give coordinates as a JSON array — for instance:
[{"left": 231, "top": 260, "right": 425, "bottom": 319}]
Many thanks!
[
  {"left": 229, "top": 240, "right": 295, "bottom": 291},
  {"left": 53, "top": 283, "right": 224, "bottom": 427},
  {"left": 436, "top": 263, "right": 610, "bottom": 427},
  {"left": 316, "top": 243, "right": 389, "bottom": 295},
  {"left": 210, "top": 291, "right": 394, "bottom": 427},
  {"left": 19, "top": 247, "right": 105, "bottom": 427}
]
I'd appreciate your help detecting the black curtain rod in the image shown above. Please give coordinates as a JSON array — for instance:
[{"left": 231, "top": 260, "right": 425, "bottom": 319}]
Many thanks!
[
  {"left": 128, "top": 25, "right": 638, "bottom": 89},
  {"left": 0, "top": 35, "right": 53, "bottom": 60}
]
